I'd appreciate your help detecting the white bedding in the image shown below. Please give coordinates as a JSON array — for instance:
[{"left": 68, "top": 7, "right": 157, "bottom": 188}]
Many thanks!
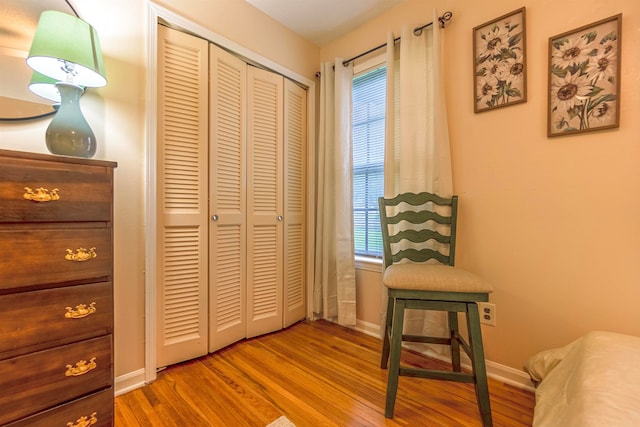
[{"left": 524, "top": 331, "right": 640, "bottom": 427}]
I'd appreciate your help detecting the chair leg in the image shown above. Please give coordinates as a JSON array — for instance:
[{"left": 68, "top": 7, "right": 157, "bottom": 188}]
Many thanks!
[
  {"left": 380, "top": 295, "right": 395, "bottom": 369},
  {"left": 447, "top": 311, "right": 461, "bottom": 372},
  {"left": 467, "top": 303, "right": 493, "bottom": 427},
  {"left": 385, "top": 298, "right": 405, "bottom": 418}
]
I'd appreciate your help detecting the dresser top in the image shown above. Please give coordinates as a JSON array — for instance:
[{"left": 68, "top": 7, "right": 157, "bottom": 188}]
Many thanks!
[{"left": 0, "top": 149, "right": 117, "bottom": 168}]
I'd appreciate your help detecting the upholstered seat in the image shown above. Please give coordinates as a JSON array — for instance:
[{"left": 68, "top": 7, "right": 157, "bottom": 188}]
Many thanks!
[
  {"left": 383, "top": 264, "right": 493, "bottom": 293},
  {"left": 378, "top": 191, "right": 494, "bottom": 426}
]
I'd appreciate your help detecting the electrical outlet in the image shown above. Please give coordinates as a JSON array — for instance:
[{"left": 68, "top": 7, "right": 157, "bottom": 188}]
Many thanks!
[{"left": 478, "top": 302, "right": 496, "bottom": 326}]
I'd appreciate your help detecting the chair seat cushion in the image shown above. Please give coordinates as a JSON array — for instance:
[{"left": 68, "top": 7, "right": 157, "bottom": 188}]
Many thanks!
[{"left": 383, "top": 263, "right": 493, "bottom": 293}]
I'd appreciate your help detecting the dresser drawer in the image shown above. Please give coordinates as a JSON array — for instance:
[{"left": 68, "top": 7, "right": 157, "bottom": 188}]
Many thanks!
[
  {"left": 0, "top": 335, "right": 112, "bottom": 425},
  {"left": 0, "top": 282, "right": 113, "bottom": 359},
  {"left": 0, "top": 227, "right": 112, "bottom": 291},
  {"left": 0, "top": 155, "right": 113, "bottom": 223},
  {"left": 4, "top": 387, "right": 113, "bottom": 427}
]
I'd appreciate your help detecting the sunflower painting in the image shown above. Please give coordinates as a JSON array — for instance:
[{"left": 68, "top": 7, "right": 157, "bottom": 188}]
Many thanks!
[
  {"left": 473, "top": 8, "right": 527, "bottom": 113},
  {"left": 548, "top": 14, "right": 622, "bottom": 137}
]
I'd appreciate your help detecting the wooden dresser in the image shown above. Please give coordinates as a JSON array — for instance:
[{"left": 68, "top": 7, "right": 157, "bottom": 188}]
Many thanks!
[{"left": 0, "top": 149, "right": 116, "bottom": 427}]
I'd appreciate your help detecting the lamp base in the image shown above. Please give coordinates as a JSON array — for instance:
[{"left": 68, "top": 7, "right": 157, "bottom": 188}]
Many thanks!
[{"left": 46, "top": 82, "right": 96, "bottom": 158}]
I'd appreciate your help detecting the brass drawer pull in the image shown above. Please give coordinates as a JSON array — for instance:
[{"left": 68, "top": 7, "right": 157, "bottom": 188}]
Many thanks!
[
  {"left": 65, "top": 357, "right": 97, "bottom": 376},
  {"left": 65, "top": 247, "right": 97, "bottom": 262},
  {"left": 23, "top": 186, "right": 60, "bottom": 202},
  {"left": 65, "top": 302, "right": 97, "bottom": 319},
  {"left": 67, "top": 411, "right": 98, "bottom": 427}
]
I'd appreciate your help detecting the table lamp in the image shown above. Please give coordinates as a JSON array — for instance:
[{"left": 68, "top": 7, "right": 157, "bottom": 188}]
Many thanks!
[{"left": 26, "top": 10, "right": 106, "bottom": 158}]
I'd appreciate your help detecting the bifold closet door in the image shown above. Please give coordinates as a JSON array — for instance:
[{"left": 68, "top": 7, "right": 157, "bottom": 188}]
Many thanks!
[
  {"left": 157, "top": 30, "right": 308, "bottom": 362},
  {"left": 246, "top": 66, "right": 284, "bottom": 338},
  {"left": 283, "top": 79, "right": 307, "bottom": 327},
  {"left": 156, "top": 25, "right": 209, "bottom": 368},
  {"left": 209, "top": 45, "right": 248, "bottom": 353}
]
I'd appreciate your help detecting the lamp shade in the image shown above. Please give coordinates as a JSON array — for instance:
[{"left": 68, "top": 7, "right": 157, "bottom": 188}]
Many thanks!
[
  {"left": 26, "top": 10, "right": 106, "bottom": 88},
  {"left": 28, "top": 71, "right": 64, "bottom": 103}
]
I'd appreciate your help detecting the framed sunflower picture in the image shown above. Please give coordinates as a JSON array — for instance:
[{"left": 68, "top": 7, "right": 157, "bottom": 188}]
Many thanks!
[
  {"left": 473, "top": 7, "right": 527, "bottom": 113},
  {"left": 548, "top": 14, "right": 622, "bottom": 137}
]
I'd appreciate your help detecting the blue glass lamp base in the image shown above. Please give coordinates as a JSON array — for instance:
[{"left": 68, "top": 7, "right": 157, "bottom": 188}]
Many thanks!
[{"left": 45, "top": 82, "right": 96, "bottom": 158}]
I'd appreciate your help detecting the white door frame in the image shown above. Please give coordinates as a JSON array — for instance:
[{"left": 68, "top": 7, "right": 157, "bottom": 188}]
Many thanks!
[{"left": 145, "top": 1, "right": 316, "bottom": 384}]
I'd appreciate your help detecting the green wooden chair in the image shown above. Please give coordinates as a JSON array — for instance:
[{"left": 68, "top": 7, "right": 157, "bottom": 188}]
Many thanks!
[{"left": 378, "top": 191, "right": 493, "bottom": 426}]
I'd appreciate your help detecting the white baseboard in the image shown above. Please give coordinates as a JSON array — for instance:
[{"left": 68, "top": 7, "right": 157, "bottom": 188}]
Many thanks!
[
  {"left": 356, "top": 318, "right": 383, "bottom": 339},
  {"left": 485, "top": 359, "right": 535, "bottom": 392},
  {"left": 115, "top": 368, "right": 146, "bottom": 396},
  {"left": 352, "top": 320, "right": 535, "bottom": 392}
]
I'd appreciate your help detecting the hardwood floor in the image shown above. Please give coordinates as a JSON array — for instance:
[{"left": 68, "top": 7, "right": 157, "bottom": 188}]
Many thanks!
[{"left": 115, "top": 320, "right": 535, "bottom": 426}]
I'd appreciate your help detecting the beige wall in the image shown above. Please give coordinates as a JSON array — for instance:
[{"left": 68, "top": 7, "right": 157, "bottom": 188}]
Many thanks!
[
  {"left": 324, "top": 0, "right": 640, "bottom": 369},
  {"left": 0, "top": 0, "right": 319, "bottom": 383}
]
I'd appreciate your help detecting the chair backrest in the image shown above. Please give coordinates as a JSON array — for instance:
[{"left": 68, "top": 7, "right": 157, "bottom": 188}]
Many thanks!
[{"left": 378, "top": 191, "right": 458, "bottom": 269}]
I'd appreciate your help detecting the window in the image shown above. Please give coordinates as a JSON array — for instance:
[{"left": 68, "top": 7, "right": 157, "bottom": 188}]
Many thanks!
[{"left": 352, "top": 65, "right": 386, "bottom": 257}]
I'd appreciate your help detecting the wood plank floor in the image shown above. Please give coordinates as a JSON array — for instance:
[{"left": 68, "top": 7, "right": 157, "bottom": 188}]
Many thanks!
[{"left": 115, "top": 320, "right": 535, "bottom": 426}]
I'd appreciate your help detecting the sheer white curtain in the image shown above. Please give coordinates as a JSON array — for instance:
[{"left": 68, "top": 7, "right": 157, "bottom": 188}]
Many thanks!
[
  {"left": 313, "top": 59, "right": 357, "bottom": 326},
  {"left": 381, "top": 11, "right": 453, "bottom": 346}
]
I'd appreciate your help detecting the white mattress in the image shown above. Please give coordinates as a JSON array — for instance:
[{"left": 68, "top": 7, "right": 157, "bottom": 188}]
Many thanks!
[{"left": 524, "top": 331, "right": 640, "bottom": 427}]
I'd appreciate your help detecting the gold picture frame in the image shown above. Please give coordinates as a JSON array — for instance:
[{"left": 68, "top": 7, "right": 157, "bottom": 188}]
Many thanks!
[
  {"left": 548, "top": 14, "right": 622, "bottom": 137},
  {"left": 473, "top": 7, "right": 527, "bottom": 113}
]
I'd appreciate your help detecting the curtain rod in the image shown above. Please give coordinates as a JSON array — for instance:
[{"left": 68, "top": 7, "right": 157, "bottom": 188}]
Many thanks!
[{"left": 341, "top": 11, "right": 453, "bottom": 67}]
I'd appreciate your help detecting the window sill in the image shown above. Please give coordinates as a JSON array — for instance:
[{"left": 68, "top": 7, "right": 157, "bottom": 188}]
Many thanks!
[{"left": 355, "top": 255, "right": 383, "bottom": 273}]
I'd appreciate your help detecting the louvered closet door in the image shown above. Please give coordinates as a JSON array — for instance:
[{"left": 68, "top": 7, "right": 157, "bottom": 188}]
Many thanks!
[
  {"left": 246, "top": 66, "right": 284, "bottom": 338},
  {"left": 156, "top": 25, "right": 209, "bottom": 367},
  {"left": 209, "top": 44, "right": 247, "bottom": 352},
  {"left": 283, "top": 79, "right": 307, "bottom": 327}
]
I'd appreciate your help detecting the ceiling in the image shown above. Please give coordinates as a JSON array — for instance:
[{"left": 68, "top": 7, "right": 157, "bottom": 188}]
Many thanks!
[{"left": 245, "top": 0, "right": 406, "bottom": 46}]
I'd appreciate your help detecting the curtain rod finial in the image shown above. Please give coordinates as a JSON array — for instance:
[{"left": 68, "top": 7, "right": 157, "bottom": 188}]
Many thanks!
[{"left": 439, "top": 11, "right": 453, "bottom": 28}]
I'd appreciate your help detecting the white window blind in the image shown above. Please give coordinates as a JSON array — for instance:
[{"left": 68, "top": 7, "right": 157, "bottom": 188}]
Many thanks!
[{"left": 352, "top": 66, "right": 386, "bottom": 257}]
